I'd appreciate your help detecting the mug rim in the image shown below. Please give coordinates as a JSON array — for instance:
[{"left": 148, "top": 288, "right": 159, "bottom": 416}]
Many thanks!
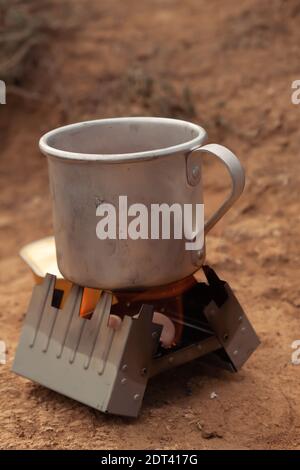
[{"left": 39, "top": 116, "right": 207, "bottom": 163}]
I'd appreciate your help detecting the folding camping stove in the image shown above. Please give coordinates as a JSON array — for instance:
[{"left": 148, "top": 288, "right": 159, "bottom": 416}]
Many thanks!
[{"left": 13, "top": 243, "right": 259, "bottom": 417}]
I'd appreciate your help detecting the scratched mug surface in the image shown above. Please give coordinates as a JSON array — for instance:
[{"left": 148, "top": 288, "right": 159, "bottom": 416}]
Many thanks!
[{"left": 39, "top": 117, "right": 245, "bottom": 290}]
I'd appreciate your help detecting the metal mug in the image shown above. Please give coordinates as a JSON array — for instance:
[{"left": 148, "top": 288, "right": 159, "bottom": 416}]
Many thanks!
[{"left": 39, "top": 117, "right": 245, "bottom": 290}]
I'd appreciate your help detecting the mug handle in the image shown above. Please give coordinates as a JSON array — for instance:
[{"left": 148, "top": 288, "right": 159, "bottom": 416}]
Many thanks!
[{"left": 188, "top": 143, "right": 245, "bottom": 234}]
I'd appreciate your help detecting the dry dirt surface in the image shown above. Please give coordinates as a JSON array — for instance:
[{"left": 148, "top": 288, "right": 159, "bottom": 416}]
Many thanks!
[{"left": 1, "top": 0, "right": 300, "bottom": 450}]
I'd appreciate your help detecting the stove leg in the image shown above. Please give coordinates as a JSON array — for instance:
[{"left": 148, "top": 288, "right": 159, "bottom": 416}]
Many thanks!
[{"left": 202, "top": 266, "right": 260, "bottom": 371}]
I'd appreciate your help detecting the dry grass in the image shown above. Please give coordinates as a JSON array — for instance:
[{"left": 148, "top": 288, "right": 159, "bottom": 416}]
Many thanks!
[
  {"left": 0, "top": 0, "right": 50, "bottom": 83},
  {"left": 0, "top": 0, "right": 77, "bottom": 90}
]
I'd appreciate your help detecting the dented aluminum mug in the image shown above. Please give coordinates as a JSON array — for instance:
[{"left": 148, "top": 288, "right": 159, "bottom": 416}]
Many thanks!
[{"left": 39, "top": 117, "right": 245, "bottom": 289}]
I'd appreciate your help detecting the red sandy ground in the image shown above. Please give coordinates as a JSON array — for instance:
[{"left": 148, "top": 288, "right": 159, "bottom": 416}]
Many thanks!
[{"left": 0, "top": 0, "right": 300, "bottom": 449}]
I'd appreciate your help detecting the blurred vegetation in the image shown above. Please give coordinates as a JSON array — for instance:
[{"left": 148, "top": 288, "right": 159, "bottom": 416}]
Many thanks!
[
  {"left": 0, "top": 0, "right": 50, "bottom": 84},
  {"left": 0, "top": 0, "right": 76, "bottom": 88},
  {"left": 124, "top": 68, "right": 196, "bottom": 118},
  {"left": 0, "top": 1, "right": 195, "bottom": 119}
]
